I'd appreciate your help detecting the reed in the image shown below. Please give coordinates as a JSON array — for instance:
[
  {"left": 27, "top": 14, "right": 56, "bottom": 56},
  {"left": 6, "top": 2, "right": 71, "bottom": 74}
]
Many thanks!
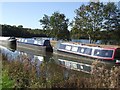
[{"left": 2, "top": 54, "right": 120, "bottom": 88}]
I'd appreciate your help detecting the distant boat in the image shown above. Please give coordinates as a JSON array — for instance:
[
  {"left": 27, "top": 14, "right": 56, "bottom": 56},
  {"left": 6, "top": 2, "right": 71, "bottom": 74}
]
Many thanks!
[
  {"left": 17, "top": 38, "right": 53, "bottom": 52},
  {"left": 0, "top": 36, "right": 16, "bottom": 43},
  {"left": 0, "top": 36, "right": 17, "bottom": 50},
  {"left": 56, "top": 42, "right": 120, "bottom": 64}
]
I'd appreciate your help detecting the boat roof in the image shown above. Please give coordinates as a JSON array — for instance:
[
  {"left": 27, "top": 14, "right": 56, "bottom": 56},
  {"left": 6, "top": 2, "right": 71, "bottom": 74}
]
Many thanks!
[
  {"left": 61, "top": 42, "right": 120, "bottom": 49},
  {"left": 87, "top": 44, "right": 120, "bottom": 49}
]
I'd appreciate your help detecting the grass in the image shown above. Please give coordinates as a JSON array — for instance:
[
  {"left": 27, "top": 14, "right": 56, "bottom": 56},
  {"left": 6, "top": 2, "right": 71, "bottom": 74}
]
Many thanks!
[
  {"left": 1, "top": 53, "right": 120, "bottom": 88},
  {"left": 1, "top": 70, "right": 14, "bottom": 88}
]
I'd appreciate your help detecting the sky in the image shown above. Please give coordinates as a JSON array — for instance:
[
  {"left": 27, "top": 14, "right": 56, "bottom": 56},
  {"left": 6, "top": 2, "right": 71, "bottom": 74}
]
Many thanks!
[
  {"left": 1, "top": 2, "right": 85, "bottom": 29},
  {"left": 0, "top": 0, "right": 120, "bottom": 30}
]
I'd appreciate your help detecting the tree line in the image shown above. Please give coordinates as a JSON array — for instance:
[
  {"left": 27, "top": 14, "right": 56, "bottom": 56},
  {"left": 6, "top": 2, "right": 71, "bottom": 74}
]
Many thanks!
[
  {"left": 1, "top": 24, "right": 47, "bottom": 38},
  {"left": 1, "top": 2, "right": 120, "bottom": 44}
]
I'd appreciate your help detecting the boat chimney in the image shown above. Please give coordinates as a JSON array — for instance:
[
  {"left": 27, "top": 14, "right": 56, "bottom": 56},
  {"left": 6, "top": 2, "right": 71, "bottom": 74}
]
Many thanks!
[
  {"left": 97, "top": 45, "right": 100, "bottom": 47},
  {"left": 81, "top": 43, "right": 85, "bottom": 45}
]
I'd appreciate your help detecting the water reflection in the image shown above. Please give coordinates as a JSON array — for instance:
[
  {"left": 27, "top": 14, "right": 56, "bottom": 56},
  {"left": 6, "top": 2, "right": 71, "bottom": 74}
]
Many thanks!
[
  {"left": 1, "top": 45, "right": 93, "bottom": 75},
  {"left": 54, "top": 55, "right": 92, "bottom": 74},
  {"left": 1, "top": 45, "right": 93, "bottom": 87}
]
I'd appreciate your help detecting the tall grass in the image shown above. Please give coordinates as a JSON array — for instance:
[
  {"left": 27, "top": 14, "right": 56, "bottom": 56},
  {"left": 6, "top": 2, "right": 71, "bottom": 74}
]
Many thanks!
[
  {"left": 90, "top": 60, "right": 120, "bottom": 88},
  {"left": 2, "top": 54, "right": 120, "bottom": 88},
  {"left": 2, "top": 70, "right": 14, "bottom": 88}
]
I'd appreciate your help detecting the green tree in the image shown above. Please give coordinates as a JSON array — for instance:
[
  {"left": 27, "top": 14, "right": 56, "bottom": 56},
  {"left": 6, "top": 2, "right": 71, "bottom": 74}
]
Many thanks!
[
  {"left": 102, "top": 2, "right": 120, "bottom": 41},
  {"left": 50, "top": 12, "right": 70, "bottom": 40},
  {"left": 102, "top": 2, "right": 117, "bottom": 31},
  {"left": 39, "top": 12, "right": 70, "bottom": 40},
  {"left": 39, "top": 14, "right": 50, "bottom": 30},
  {"left": 18, "top": 25, "right": 23, "bottom": 28},
  {"left": 72, "top": 2, "right": 104, "bottom": 43}
]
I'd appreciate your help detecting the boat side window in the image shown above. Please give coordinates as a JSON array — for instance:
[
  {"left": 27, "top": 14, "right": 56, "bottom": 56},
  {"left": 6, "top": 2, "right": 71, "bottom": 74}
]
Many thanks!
[
  {"left": 71, "top": 47, "right": 78, "bottom": 52},
  {"left": 101, "top": 50, "right": 113, "bottom": 58},
  {"left": 78, "top": 47, "right": 85, "bottom": 54},
  {"left": 84, "top": 48, "right": 92, "bottom": 55},
  {"left": 27, "top": 39, "right": 34, "bottom": 44},
  {"left": 59, "top": 44, "right": 66, "bottom": 49},
  {"left": 65, "top": 45, "right": 72, "bottom": 51},
  {"left": 94, "top": 49, "right": 101, "bottom": 56},
  {"left": 114, "top": 49, "right": 120, "bottom": 59},
  {"left": 77, "top": 64, "right": 81, "bottom": 69},
  {"left": 78, "top": 47, "right": 92, "bottom": 55},
  {"left": 94, "top": 49, "right": 113, "bottom": 58}
]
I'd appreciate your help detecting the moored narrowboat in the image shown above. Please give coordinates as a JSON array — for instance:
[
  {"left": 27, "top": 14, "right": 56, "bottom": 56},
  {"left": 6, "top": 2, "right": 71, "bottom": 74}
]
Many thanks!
[
  {"left": 17, "top": 38, "right": 53, "bottom": 52},
  {"left": 0, "top": 36, "right": 17, "bottom": 49},
  {"left": 57, "top": 42, "right": 120, "bottom": 64}
]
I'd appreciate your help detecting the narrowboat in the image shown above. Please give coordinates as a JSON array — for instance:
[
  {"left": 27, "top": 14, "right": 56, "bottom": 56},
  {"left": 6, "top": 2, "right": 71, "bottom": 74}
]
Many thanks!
[
  {"left": 57, "top": 42, "right": 120, "bottom": 64},
  {"left": 17, "top": 38, "right": 53, "bottom": 52},
  {"left": 0, "top": 36, "right": 17, "bottom": 49}
]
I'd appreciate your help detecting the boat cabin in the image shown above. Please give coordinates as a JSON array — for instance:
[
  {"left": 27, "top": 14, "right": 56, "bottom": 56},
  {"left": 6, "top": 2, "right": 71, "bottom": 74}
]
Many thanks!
[
  {"left": 57, "top": 42, "right": 120, "bottom": 64},
  {"left": 17, "top": 38, "right": 53, "bottom": 52}
]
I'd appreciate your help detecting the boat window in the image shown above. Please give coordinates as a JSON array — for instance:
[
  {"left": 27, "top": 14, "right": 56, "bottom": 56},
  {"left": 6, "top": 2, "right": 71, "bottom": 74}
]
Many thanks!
[
  {"left": 84, "top": 48, "right": 92, "bottom": 55},
  {"left": 78, "top": 47, "right": 92, "bottom": 55},
  {"left": 81, "top": 48, "right": 84, "bottom": 53},
  {"left": 65, "top": 45, "right": 71, "bottom": 51},
  {"left": 94, "top": 49, "right": 101, "bottom": 56},
  {"left": 71, "top": 47, "right": 78, "bottom": 52},
  {"left": 78, "top": 47, "right": 85, "bottom": 53},
  {"left": 25, "top": 39, "right": 27, "bottom": 42},
  {"left": 94, "top": 49, "right": 113, "bottom": 58},
  {"left": 77, "top": 64, "right": 80, "bottom": 69},
  {"left": 59, "top": 44, "right": 66, "bottom": 49},
  {"left": 27, "top": 39, "right": 34, "bottom": 44},
  {"left": 114, "top": 49, "right": 120, "bottom": 59},
  {"left": 101, "top": 50, "right": 113, "bottom": 58}
]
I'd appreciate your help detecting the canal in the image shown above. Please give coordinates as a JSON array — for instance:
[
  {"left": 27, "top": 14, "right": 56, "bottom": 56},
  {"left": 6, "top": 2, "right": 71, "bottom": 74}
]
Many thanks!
[{"left": 1, "top": 44, "right": 120, "bottom": 88}]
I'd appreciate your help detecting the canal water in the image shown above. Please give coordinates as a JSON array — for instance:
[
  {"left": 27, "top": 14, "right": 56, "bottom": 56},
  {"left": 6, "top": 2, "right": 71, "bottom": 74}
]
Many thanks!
[{"left": 0, "top": 44, "right": 116, "bottom": 88}]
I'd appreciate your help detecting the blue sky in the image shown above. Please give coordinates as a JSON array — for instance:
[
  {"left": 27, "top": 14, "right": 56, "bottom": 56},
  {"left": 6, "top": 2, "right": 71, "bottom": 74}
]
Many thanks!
[
  {"left": 1, "top": 2, "right": 86, "bottom": 29},
  {"left": 1, "top": 1, "right": 120, "bottom": 29}
]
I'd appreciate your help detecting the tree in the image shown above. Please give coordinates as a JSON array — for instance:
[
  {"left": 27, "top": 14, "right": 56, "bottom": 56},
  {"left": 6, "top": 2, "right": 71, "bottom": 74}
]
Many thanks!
[
  {"left": 39, "top": 14, "right": 50, "bottom": 30},
  {"left": 102, "top": 3, "right": 118, "bottom": 31},
  {"left": 39, "top": 12, "right": 70, "bottom": 40},
  {"left": 50, "top": 12, "right": 70, "bottom": 40},
  {"left": 18, "top": 25, "right": 23, "bottom": 28},
  {"left": 72, "top": 2, "right": 104, "bottom": 43},
  {"left": 102, "top": 2, "right": 120, "bottom": 44}
]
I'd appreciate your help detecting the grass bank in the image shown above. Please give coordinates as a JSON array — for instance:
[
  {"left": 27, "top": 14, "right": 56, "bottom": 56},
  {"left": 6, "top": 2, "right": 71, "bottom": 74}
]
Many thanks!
[
  {"left": 2, "top": 70, "right": 14, "bottom": 88},
  {"left": 1, "top": 53, "right": 120, "bottom": 88}
]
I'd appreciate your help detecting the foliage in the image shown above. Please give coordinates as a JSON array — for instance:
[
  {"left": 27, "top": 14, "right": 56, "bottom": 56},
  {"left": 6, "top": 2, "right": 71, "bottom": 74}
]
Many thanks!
[
  {"left": 2, "top": 70, "right": 14, "bottom": 88},
  {"left": 1, "top": 24, "right": 47, "bottom": 38},
  {"left": 90, "top": 60, "right": 120, "bottom": 88},
  {"left": 72, "top": 2, "right": 120, "bottom": 44},
  {"left": 1, "top": 52, "right": 120, "bottom": 88},
  {"left": 72, "top": 2, "right": 104, "bottom": 43},
  {"left": 39, "top": 11, "right": 70, "bottom": 40},
  {"left": 102, "top": 2, "right": 120, "bottom": 44},
  {"left": 102, "top": 2, "right": 119, "bottom": 31}
]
